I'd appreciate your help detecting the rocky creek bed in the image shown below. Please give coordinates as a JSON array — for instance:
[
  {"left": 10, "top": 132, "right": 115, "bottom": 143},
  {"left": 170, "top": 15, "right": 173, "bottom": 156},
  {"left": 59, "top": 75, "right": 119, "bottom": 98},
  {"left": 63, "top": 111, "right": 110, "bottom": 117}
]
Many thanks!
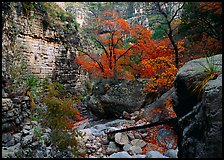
[{"left": 2, "top": 103, "right": 178, "bottom": 158}]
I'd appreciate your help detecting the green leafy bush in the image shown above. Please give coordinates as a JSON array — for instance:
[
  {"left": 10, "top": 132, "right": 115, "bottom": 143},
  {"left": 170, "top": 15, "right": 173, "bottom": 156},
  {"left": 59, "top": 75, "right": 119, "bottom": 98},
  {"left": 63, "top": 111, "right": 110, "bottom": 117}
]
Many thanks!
[
  {"left": 192, "top": 53, "right": 221, "bottom": 99},
  {"left": 42, "top": 82, "right": 84, "bottom": 157}
]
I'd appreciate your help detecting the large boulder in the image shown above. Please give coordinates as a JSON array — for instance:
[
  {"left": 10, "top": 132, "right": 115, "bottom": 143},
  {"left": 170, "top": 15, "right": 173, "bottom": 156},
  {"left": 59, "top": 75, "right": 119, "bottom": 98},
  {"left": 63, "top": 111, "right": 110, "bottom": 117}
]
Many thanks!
[
  {"left": 87, "top": 78, "right": 150, "bottom": 118},
  {"left": 173, "top": 54, "right": 222, "bottom": 158},
  {"left": 174, "top": 54, "right": 222, "bottom": 117},
  {"left": 143, "top": 87, "right": 177, "bottom": 122},
  {"left": 177, "top": 74, "right": 222, "bottom": 158}
]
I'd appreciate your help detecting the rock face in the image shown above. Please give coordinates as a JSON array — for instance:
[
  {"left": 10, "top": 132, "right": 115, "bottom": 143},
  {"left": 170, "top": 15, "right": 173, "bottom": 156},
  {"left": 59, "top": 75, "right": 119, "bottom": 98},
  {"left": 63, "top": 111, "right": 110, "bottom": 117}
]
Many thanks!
[
  {"left": 173, "top": 54, "right": 222, "bottom": 158},
  {"left": 2, "top": 97, "right": 31, "bottom": 133},
  {"left": 87, "top": 78, "right": 150, "bottom": 118},
  {"left": 174, "top": 54, "right": 222, "bottom": 117},
  {"left": 2, "top": 2, "right": 88, "bottom": 94}
]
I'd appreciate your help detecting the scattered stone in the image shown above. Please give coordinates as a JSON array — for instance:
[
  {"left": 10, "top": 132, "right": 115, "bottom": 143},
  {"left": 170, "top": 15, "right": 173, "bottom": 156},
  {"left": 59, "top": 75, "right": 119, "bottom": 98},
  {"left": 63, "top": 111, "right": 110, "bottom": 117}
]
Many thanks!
[
  {"left": 101, "top": 135, "right": 109, "bottom": 145},
  {"left": 134, "top": 111, "right": 140, "bottom": 116},
  {"left": 2, "top": 89, "right": 8, "bottom": 98},
  {"left": 141, "top": 133, "right": 148, "bottom": 138},
  {"left": 130, "top": 139, "right": 146, "bottom": 148},
  {"left": 107, "top": 127, "right": 119, "bottom": 132},
  {"left": 23, "top": 125, "right": 32, "bottom": 130},
  {"left": 134, "top": 133, "right": 142, "bottom": 139},
  {"left": 13, "top": 133, "right": 22, "bottom": 143},
  {"left": 123, "top": 143, "right": 132, "bottom": 152},
  {"left": 106, "top": 141, "right": 120, "bottom": 154},
  {"left": 2, "top": 143, "right": 21, "bottom": 158},
  {"left": 2, "top": 133, "right": 13, "bottom": 143},
  {"left": 163, "top": 149, "right": 178, "bottom": 158},
  {"left": 24, "top": 96, "right": 30, "bottom": 101},
  {"left": 132, "top": 154, "right": 146, "bottom": 158},
  {"left": 109, "top": 151, "right": 132, "bottom": 158},
  {"left": 123, "top": 111, "right": 131, "bottom": 119},
  {"left": 45, "top": 128, "right": 51, "bottom": 133},
  {"left": 93, "top": 124, "right": 107, "bottom": 131},
  {"left": 115, "top": 133, "right": 129, "bottom": 145},
  {"left": 127, "top": 132, "right": 135, "bottom": 141},
  {"left": 130, "top": 146, "right": 142, "bottom": 155},
  {"left": 6, "top": 139, "right": 15, "bottom": 147},
  {"left": 145, "top": 151, "right": 168, "bottom": 158},
  {"left": 22, "top": 135, "right": 33, "bottom": 146}
]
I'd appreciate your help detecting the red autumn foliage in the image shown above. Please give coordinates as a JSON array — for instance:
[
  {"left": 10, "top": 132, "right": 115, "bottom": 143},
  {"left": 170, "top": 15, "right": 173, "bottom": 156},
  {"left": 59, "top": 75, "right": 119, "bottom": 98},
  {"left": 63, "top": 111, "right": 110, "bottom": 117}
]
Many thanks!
[{"left": 75, "top": 11, "right": 180, "bottom": 94}]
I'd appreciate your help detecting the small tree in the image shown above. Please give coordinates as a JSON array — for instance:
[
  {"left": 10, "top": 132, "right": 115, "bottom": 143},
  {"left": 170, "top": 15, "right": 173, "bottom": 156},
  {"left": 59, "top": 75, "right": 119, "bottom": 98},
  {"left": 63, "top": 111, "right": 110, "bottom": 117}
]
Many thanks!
[{"left": 75, "top": 10, "right": 179, "bottom": 94}]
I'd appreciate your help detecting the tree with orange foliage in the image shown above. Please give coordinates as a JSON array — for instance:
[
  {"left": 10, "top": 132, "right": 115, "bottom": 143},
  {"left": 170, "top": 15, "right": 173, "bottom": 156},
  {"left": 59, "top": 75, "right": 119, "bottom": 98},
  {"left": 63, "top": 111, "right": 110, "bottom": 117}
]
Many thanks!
[
  {"left": 75, "top": 11, "right": 139, "bottom": 79},
  {"left": 75, "top": 10, "right": 179, "bottom": 94}
]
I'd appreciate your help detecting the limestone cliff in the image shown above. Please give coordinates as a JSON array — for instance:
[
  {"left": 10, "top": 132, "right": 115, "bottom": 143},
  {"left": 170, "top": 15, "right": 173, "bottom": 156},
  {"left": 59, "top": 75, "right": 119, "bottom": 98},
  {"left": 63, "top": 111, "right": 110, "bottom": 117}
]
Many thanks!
[{"left": 2, "top": 2, "right": 88, "bottom": 94}]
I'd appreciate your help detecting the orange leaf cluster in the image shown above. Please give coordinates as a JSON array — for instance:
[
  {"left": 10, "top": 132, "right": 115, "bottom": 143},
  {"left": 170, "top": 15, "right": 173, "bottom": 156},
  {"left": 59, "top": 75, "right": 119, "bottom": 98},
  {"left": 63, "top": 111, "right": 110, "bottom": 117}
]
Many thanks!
[
  {"left": 164, "top": 97, "right": 177, "bottom": 117},
  {"left": 75, "top": 10, "right": 178, "bottom": 94},
  {"left": 142, "top": 125, "right": 178, "bottom": 154},
  {"left": 200, "top": 2, "right": 222, "bottom": 14}
]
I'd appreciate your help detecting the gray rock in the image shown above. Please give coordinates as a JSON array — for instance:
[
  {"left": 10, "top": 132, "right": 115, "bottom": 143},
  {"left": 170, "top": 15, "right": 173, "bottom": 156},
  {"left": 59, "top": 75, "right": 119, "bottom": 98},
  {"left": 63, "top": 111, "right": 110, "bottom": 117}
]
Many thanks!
[
  {"left": 2, "top": 133, "right": 13, "bottom": 143},
  {"left": 13, "top": 133, "right": 22, "bottom": 143},
  {"left": 107, "top": 127, "right": 119, "bottom": 132},
  {"left": 23, "top": 124, "right": 32, "bottom": 130},
  {"left": 2, "top": 89, "right": 8, "bottom": 97},
  {"left": 22, "top": 135, "right": 33, "bottom": 146},
  {"left": 178, "top": 75, "right": 222, "bottom": 158},
  {"left": 2, "top": 98, "right": 13, "bottom": 110},
  {"left": 134, "top": 133, "right": 142, "bottom": 139},
  {"left": 130, "top": 146, "right": 142, "bottom": 155},
  {"left": 101, "top": 136, "right": 109, "bottom": 145},
  {"left": 93, "top": 124, "right": 107, "bottom": 131},
  {"left": 123, "top": 143, "right": 132, "bottom": 151},
  {"left": 123, "top": 111, "right": 131, "bottom": 119},
  {"left": 2, "top": 122, "right": 14, "bottom": 132},
  {"left": 109, "top": 151, "right": 132, "bottom": 158},
  {"left": 24, "top": 96, "right": 30, "bottom": 101},
  {"left": 87, "top": 78, "right": 149, "bottom": 118},
  {"left": 115, "top": 132, "right": 129, "bottom": 145},
  {"left": 106, "top": 141, "right": 120, "bottom": 154},
  {"left": 105, "top": 119, "right": 127, "bottom": 127},
  {"left": 163, "top": 149, "right": 178, "bottom": 158},
  {"left": 127, "top": 132, "right": 135, "bottom": 141},
  {"left": 22, "top": 129, "right": 30, "bottom": 135},
  {"left": 130, "top": 139, "right": 146, "bottom": 148},
  {"left": 35, "top": 150, "right": 44, "bottom": 158},
  {"left": 174, "top": 54, "right": 222, "bottom": 117},
  {"left": 5, "top": 139, "right": 15, "bottom": 147},
  {"left": 132, "top": 154, "right": 146, "bottom": 158},
  {"left": 12, "top": 97, "right": 21, "bottom": 103},
  {"left": 174, "top": 55, "right": 222, "bottom": 158},
  {"left": 45, "top": 128, "right": 51, "bottom": 133},
  {"left": 2, "top": 143, "right": 21, "bottom": 158},
  {"left": 144, "top": 87, "right": 176, "bottom": 123},
  {"left": 146, "top": 151, "right": 168, "bottom": 158},
  {"left": 141, "top": 133, "right": 148, "bottom": 138}
]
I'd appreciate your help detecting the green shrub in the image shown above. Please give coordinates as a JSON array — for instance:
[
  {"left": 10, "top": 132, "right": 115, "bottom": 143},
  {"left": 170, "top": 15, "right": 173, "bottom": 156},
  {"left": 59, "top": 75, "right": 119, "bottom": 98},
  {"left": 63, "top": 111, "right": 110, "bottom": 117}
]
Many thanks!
[
  {"left": 42, "top": 82, "right": 83, "bottom": 157},
  {"left": 192, "top": 53, "right": 221, "bottom": 99}
]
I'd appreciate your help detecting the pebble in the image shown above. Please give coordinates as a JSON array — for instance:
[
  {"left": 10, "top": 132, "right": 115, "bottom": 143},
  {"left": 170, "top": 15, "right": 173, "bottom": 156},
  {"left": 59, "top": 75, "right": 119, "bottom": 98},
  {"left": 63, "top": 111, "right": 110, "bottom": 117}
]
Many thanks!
[
  {"left": 115, "top": 133, "right": 129, "bottom": 145},
  {"left": 106, "top": 141, "right": 120, "bottom": 154},
  {"left": 127, "top": 132, "right": 135, "bottom": 140},
  {"left": 123, "top": 143, "right": 132, "bottom": 151},
  {"left": 132, "top": 154, "right": 146, "bottom": 158},
  {"left": 134, "top": 132, "right": 142, "bottom": 139},
  {"left": 130, "top": 146, "right": 142, "bottom": 155},
  {"left": 130, "top": 139, "right": 146, "bottom": 148},
  {"left": 146, "top": 151, "right": 168, "bottom": 158},
  {"left": 109, "top": 151, "right": 132, "bottom": 158},
  {"left": 163, "top": 149, "right": 178, "bottom": 158}
]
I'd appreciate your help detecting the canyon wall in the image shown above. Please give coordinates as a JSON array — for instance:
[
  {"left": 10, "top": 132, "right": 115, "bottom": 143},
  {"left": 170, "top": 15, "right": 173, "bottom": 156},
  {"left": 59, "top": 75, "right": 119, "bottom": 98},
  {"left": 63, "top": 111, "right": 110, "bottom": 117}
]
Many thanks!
[{"left": 2, "top": 2, "right": 88, "bottom": 94}]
